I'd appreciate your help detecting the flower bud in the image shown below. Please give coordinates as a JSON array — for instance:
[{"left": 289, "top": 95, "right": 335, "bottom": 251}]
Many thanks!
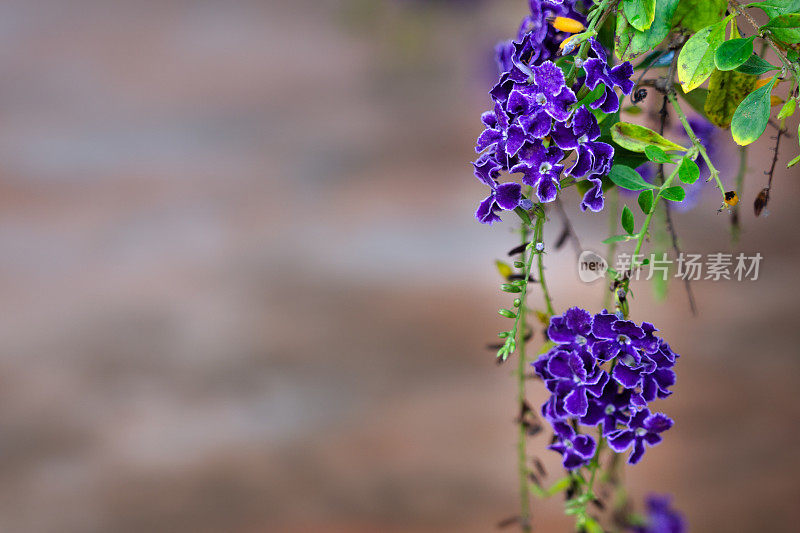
[{"left": 550, "top": 17, "right": 585, "bottom": 34}]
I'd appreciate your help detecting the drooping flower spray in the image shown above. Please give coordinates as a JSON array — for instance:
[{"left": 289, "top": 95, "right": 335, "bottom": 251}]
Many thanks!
[{"left": 472, "top": 0, "right": 800, "bottom": 530}]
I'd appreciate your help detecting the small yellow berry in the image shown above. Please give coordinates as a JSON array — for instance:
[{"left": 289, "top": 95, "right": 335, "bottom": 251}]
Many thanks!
[
  {"left": 724, "top": 191, "right": 739, "bottom": 208},
  {"left": 551, "top": 17, "right": 585, "bottom": 34}
]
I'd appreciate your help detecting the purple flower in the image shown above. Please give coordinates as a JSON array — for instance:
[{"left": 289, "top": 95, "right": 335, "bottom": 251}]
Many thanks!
[
  {"left": 476, "top": 104, "right": 526, "bottom": 160},
  {"left": 608, "top": 409, "right": 673, "bottom": 464},
  {"left": 472, "top": 152, "right": 501, "bottom": 186},
  {"left": 551, "top": 107, "right": 613, "bottom": 178},
  {"left": 631, "top": 495, "right": 686, "bottom": 533},
  {"left": 582, "top": 38, "right": 634, "bottom": 113},
  {"left": 548, "top": 421, "right": 597, "bottom": 470},
  {"left": 475, "top": 181, "right": 522, "bottom": 224},
  {"left": 535, "top": 348, "right": 609, "bottom": 418},
  {"left": 510, "top": 141, "right": 565, "bottom": 202},
  {"left": 581, "top": 381, "right": 632, "bottom": 437},
  {"left": 508, "top": 61, "right": 576, "bottom": 124}
]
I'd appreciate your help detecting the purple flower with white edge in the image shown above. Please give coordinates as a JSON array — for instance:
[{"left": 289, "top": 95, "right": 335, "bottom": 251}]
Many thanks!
[
  {"left": 608, "top": 409, "right": 673, "bottom": 464},
  {"left": 472, "top": 152, "right": 501, "bottom": 186},
  {"left": 507, "top": 61, "right": 576, "bottom": 123},
  {"left": 547, "top": 306, "right": 594, "bottom": 347},
  {"left": 475, "top": 104, "right": 526, "bottom": 161},
  {"left": 510, "top": 141, "right": 565, "bottom": 202},
  {"left": 548, "top": 421, "right": 597, "bottom": 470},
  {"left": 630, "top": 494, "right": 686, "bottom": 533},
  {"left": 581, "top": 381, "right": 633, "bottom": 437},
  {"left": 551, "top": 106, "right": 614, "bottom": 180},
  {"left": 582, "top": 38, "right": 634, "bottom": 113},
  {"left": 534, "top": 348, "right": 608, "bottom": 419},
  {"left": 475, "top": 181, "right": 522, "bottom": 224}
]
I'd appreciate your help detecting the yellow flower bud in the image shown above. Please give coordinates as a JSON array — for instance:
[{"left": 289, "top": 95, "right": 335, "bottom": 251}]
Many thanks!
[
  {"left": 558, "top": 35, "right": 575, "bottom": 51},
  {"left": 551, "top": 17, "right": 585, "bottom": 34}
]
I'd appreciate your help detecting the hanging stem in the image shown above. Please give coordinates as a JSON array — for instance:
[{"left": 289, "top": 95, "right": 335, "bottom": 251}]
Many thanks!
[
  {"left": 516, "top": 220, "right": 533, "bottom": 533},
  {"left": 666, "top": 92, "right": 725, "bottom": 198},
  {"left": 534, "top": 207, "right": 555, "bottom": 316},
  {"left": 604, "top": 188, "right": 619, "bottom": 310}
]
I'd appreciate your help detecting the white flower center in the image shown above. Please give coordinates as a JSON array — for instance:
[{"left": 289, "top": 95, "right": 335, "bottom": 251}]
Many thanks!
[
  {"left": 539, "top": 161, "right": 553, "bottom": 173},
  {"left": 578, "top": 134, "right": 589, "bottom": 144},
  {"left": 535, "top": 93, "right": 547, "bottom": 105},
  {"left": 635, "top": 428, "right": 647, "bottom": 437},
  {"left": 605, "top": 405, "right": 616, "bottom": 415}
]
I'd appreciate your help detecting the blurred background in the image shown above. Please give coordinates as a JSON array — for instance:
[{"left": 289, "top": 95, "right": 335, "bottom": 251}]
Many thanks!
[{"left": 0, "top": 0, "right": 798, "bottom": 531}]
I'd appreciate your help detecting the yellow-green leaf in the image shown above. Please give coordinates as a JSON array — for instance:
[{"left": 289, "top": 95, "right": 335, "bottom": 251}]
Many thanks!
[
  {"left": 611, "top": 122, "right": 687, "bottom": 152},
  {"left": 623, "top": 0, "right": 656, "bottom": 31},
  {"left": 677, "top": 20, "right": 727, "bottom": 92}
]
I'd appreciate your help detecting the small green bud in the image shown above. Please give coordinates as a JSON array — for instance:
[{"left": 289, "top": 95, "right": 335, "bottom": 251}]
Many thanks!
[
  {"left": 498, "top": 331, "right": 509, "bottom": 338},
  {"left": 513, "top": 261, "right": 525, "bottom": 268},
  {"left": 500, "top": 283, "right": 522, "bottom": 293},
  {"left": 498, "top": 309, "right": 517, "bottom": 319},
  {"left": 513, "top": 298, "right": 521, "bottom": 307}
]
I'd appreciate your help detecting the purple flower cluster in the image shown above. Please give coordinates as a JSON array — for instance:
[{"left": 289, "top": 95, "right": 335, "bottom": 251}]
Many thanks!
[
  {"left": 472, "top": 1, "right": 635, "bottom": 224},
  {"left": 533, "top": 307, "right": 678, "bottom": 469},
  {"left": 630, "top": 494, "right": 686, "bottom": 533}
]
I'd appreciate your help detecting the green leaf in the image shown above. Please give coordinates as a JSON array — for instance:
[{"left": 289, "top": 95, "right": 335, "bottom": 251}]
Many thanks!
[
  {"left": 678, "top": 157, "right": 700, "bottom": 183},
  {"left": 762, "top": 13, "right": 800, "bottom": 43},
  {"left": 602, "top": 234, "right": 635, "bottom": 244},
  {"left": 762, "top": 13, "right": 800, "bottom": 29},
  {"left": 622, "top": 205, "right": 635, "bottom": 234},
  {"left": 735, "top": 54, "right": 780, "bottom": 76},
  {"left": 671, "top": 0, "right": 727, "bottom": 32},
  {"left": 660, "top": 186, "right": 686, "bottom": 201},
  {"left": 638, "top": 189, "right": 655, "bottom": 214},
  {"left": 611, "top": 122, "right": 688, "bottom": 152},
  {"left": 644, "top": 145, "right": 675, "bottom": 163},
  {"left": 788, "top": 154, "right": 800, "bottom": 167},
  {"left": 777, "top": 98, "right": 796, "bottom": 120},
  {"left": 714, "top": 37, "right": 755, "bottom": 71},
  {"left": 731, "top": 75, "right": 777, "bottom": 145},
  {"left": 704, "top": 69, "right": 758, "bottom": 128},
  {"left": 677, "top": 20, "right": 728, "bottom": 92},
  {"left": 623, "top": 0, "right": 656, "bottom": 31},
  {"left": 747, "top": 0, "right": 800, "bottom": 14},
  {"left": 615, "top": 0, "right": 680, "bottom": 61},
  {"left": 608, "top": 164, "right": 658, "bottom": 191},
  {"left": 574, "top": 83, "right": 607, "bottom": 110}
]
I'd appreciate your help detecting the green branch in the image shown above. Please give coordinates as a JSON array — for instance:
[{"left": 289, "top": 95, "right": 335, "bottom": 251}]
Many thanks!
[{"left": 667, "top": 91, "right": 726, "bottom": 197}]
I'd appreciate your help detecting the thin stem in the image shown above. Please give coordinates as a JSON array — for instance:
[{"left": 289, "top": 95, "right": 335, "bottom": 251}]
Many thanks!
[
  {"left": 565, "top": 0, "right": 616, "bottom": 85},
  {"left": 667, "top": 92, "right": 726, "bottom": 198},
  {"left": 516, "top": 222, "right": 533, "bottom": 533},
  {"left": 603, "top": 188, "right": 619, "bottom": 310},
  {"left": 728, "top": 0, "right": 800, "bottom": 81},
  {"left": 535, "top": 208, "right": 555, "bottom": 316}
]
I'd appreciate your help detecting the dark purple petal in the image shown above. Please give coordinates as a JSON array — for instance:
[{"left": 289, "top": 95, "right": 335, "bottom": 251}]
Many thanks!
[
  {"left": 644, "top": 412, "right": 674, "bottom": 433},
  {"left": 537, "top": 176, "right": 558, "bottom": 202},
  {"left": 572, "top": 434, "right": 596, "bottom": 458},
  {"left": 581, "top": 178, "right": 605, "bottom": 212},
  {"left": 505, "top": 125, "right": 526, "bottom": 157},
  {"left": 476, "top": 195, "right": 501, "bottom": 224},
  {"left": 608, "top": 430, "right": 634, "bottom": 452},
  {"left": 532, "top": 60, "right": 566, "bottom": 94},
  {"left": 628, "top": 438, "right": 647, "bottom": 464},
  {"left": 494, "top": 182, "right": 522, "bottom": 210},
  {"left": 564, "top": 387, "right": 589, "bottom": 417},
  {"left": 612, "top": 363, "right": 641, "bottom": 389},
  {"left": 476, "top": 128, "right": 502, "bottom": 152}
]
